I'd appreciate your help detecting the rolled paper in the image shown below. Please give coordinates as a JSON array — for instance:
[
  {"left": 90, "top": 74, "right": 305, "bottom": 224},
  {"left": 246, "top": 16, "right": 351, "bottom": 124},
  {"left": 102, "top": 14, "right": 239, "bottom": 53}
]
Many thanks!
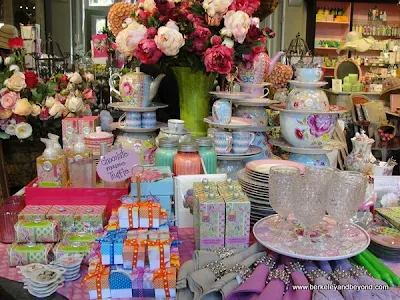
[
  {"left": 353, "top": 254, "right": 382, "bottom": 280},
  {"left": 362, "top": 250, "right": 400, "bottom": 286}
]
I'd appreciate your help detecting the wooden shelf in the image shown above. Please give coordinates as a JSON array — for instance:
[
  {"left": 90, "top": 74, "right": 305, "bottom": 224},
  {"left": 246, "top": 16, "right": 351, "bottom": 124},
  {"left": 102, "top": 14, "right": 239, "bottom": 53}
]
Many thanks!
[
  {"left": 362, "top": 34, "right": 400, "bottom": 39},
  {"left": 323, "top": 67, "right": 336, "bottom": 69},
  {"left": 315, "top": 47, "right": 338, "bottom": 50},
  {"left": 316, "top": 21, "right": 350, "bottom": 25}
]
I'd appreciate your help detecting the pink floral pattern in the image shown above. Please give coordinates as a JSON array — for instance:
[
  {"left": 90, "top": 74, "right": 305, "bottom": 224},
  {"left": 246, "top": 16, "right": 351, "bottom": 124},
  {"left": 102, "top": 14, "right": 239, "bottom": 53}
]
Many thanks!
[
  {"left": 307, "top": 114, "right": 335, "bottom": 138},
  {"left": 122, "top": 82, "right": 133, "bottom": 96}
]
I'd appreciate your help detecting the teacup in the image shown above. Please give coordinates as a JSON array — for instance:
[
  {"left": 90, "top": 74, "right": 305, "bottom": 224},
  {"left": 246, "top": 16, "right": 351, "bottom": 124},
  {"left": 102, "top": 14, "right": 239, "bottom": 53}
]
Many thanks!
[
  {"left": 296, "top": 68, "right": 323, "bottom": 82},
  {"left": 168, "top": 119, "right": 185, "bottom": 133},
  {"left": 118, "top": 112, "right": 141, "bottom": 128},
  {"left": 212, "top": 99, "right": 232, "bottom": 124},
  {"left": 142, "top": 112, "right": 157, "bottom": 128},
  {"left": 212, "top": 131, "right": 232, "bottom": 154},
  {"left": 240, "top": 85, "right": 270, "bottom": 98},
  {"left": 232, "top": 131, "right": 255, "bottom": 154}
]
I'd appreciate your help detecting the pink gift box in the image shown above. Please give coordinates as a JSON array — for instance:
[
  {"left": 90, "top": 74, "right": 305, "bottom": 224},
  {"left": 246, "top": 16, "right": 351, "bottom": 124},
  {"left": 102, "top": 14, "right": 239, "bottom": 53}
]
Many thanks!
[
  {"left": 18, "top": 205, "right": 52, "bottom": 221},
  {"left": 78, "top": 116, "right": 100, "bottom": 136},
  {"left": 74, "top": 205, "right": 106, "bottom": 233},
  {"left": 47, "top": 205, "right": 77, "bottom": 233},
  {"left": 62, "top": 118, "right": 79, "bottom": 150}
]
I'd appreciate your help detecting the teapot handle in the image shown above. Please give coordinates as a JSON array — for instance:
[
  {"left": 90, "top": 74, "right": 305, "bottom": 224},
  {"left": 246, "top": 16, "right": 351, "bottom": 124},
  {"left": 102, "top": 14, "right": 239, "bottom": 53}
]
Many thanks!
[{"left": 109, "top": 73, "right": 121, "bottom": 100}]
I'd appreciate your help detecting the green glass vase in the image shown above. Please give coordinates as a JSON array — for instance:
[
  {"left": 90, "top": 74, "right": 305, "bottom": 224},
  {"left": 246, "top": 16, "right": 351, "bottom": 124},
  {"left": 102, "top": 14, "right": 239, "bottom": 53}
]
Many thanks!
[{"left": 172, "top": 67, "right": 217, "bottom": 137}]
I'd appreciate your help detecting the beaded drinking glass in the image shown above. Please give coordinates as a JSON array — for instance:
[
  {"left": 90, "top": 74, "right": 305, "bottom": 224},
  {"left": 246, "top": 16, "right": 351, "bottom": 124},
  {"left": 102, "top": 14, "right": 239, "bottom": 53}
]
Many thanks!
[
  {"left": 269, "top": 166, "right": 301, "bottom": 230},
  {"left": 326, "top": 171, "right": 368, "bottom": 239}
]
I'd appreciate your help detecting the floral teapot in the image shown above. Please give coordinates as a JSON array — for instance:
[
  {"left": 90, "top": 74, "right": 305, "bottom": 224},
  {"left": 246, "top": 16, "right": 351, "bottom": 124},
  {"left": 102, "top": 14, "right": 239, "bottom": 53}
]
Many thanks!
[
  {"left": 109, "top": 67, "right": 165, "bottom": 107},
  {"left": 344, "top": 130, "right": 376, "bottom": 174}
]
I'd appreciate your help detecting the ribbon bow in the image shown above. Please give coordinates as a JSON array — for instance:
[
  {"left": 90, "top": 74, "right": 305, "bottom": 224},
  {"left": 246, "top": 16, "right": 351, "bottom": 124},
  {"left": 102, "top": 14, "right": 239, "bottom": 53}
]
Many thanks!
[
  {"left": 124, "top": 239, "right": 147, "bottom": 268},
  {"left": 138, "top": 201, "right": 160, "bottom": 228},
  {"left": 121, "top": 204, "right": 139, "bottom": 228},
  {"left": 133, "top": 267, "right": 145, "bottom": 298},
  {"left": 82, "top": 265, "right": 110, "bottom": 299},
  {"left": 153, "top": 268, "right": 175, "bottom": 298},
  {"left": 98, "top": 229, "right": 127, "bottom": 242},
  {"left": 148, "top": 238, "right": 174, "bottom": 268},
  {"left": 105, "top": 221, "right": 120, "bottom": 231}
]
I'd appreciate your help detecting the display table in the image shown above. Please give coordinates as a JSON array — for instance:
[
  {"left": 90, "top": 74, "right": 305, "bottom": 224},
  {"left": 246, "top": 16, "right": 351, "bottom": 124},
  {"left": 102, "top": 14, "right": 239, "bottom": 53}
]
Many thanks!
[{"left": 1, "top": 228, "right": 400, "bottom": 299}]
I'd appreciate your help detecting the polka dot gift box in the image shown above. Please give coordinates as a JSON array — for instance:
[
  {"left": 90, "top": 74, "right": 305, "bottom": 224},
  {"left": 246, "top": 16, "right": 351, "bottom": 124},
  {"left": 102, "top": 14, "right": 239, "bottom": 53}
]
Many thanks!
[
  {"left": 82, "top": 265, "right": 111, "bottom": 300},
  {"left": 153, "top": 267, "right": 177, "bottom": 299},
  {"left": 99, "top": 230, "right": 127, "bottom": 265},
  {"left": 109, "top": 265, "right": 133, "bottom": 299}
]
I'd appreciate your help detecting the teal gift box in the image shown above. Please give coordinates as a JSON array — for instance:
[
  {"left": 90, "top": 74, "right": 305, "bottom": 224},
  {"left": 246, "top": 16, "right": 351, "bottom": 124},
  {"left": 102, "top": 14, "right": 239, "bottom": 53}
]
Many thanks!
[{"left": 128, "top": 166, "right": 173, "bottom": 216}]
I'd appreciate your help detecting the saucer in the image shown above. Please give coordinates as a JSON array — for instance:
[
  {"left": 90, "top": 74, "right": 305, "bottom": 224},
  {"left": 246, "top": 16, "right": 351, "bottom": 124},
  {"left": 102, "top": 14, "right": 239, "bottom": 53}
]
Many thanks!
[
  {"left": 269, "top": 138, "right": 345, "bottom": 154},
  {"left": 216, "top": 146, "right": 262, "bottom": 157},
  {"left": 204, "top": 117, "right": 256, "bottom": 129},
  {"left": 288, "top": 80, "right": 328, "bottom": 88},
  {"left": 109, "top": 122, "right": 164, "bottom": 133},
  {"left": 24, "top": 282, "right": 64, "bottom": 298},
  {"left": 270, "top": 103, "right": 349, "bottom": 115},
  {"left": 160, "top": 127, "right": 190, "bottom": 135},
  {"left": 64, "top": 273, "right": 81, "bottom": 282},
  {"left": 108, "top": 102, "right": 168, "bottom": 112},
  {"left": 232, "top": 98, "right": 280, "bottom": 107},
  {"left": 209, "top": 91, "right": 252, "bottom": 99},
  {"left": 237, "top": 81, "right": 272, "bottom": 88}
]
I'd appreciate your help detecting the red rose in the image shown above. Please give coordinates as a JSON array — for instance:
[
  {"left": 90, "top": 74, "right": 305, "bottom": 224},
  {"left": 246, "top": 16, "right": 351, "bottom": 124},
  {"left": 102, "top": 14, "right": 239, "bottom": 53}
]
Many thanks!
[
  {"left": 246, "top": 25, "right": 262, "bottom": 43},
  {"left": 39, "top": 107, "right": 50, "bottom": 121},
  {"left": 190, "top": 27, "right": 212, "bottom": 53},
  {"left": 61, "top": 74, "right": 69, "bottom": 83},
  {"left": 228, "top": 0, "right": 260, "bottom": 16},
  {"left": 8, "top": 37, "right": 24, "bottom": 50},
  {"left": 147, "top": 27, "right": 157, "bottom": 39},
  {"left": 210, "top": 36, "right": 222, "bottom": 46},
  {"left": 24, "top": 71, "right": 38, "bottom": 89},
  {"left": 135, "top": 39, "right": 163, "bottom": 65},
  {"left": 203, "top": 45, "right": 234, "bottom": 74}
]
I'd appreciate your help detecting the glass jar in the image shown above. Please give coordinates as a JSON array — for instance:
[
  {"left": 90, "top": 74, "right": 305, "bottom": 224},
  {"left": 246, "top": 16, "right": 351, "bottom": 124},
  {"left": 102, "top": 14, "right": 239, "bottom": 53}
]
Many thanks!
[
  {"left": 195, "top": 137, "right": 217, "bottom": 174},
  {"left": 155, "top": 138, "right": 178, "bottom": 170},
  {"left": 0, "top": 196, "right": 25, "bottom": 243},
  {"left": 173, "top": 143, "right": 202, "bottom": 175}
]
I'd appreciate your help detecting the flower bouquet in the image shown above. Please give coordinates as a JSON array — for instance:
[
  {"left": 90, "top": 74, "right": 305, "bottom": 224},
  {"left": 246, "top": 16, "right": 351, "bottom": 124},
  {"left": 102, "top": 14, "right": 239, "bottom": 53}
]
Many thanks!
[{"left": 111, "top": 0, "right": 273, "bottom": 135}]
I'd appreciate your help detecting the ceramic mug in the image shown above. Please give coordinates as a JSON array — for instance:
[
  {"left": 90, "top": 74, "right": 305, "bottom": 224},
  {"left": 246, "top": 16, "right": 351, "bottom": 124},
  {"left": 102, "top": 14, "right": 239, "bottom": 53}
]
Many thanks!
[
  {"left": 118, "top": 112, "right": 141, "bottom": 128},
  {"left": 168, "top": 119, "right": 185, "bottom": 133},
  {"left": 212, "top": 99, "right": 232, "bottom": 124},
  {"left": 142, "top": 112, "right": 157, "bottom": 128},
  {"left": 296, "top": 68, "right": 323, "bottom": 82},
  {"left": 232, "top": 131, "right": 255, "bottom": 154},
  {"left": 240, "top": 86, "right": 270, "bottom": 98},
  {"left": 212, "top": 131, "right": 233, "bottom": 154}
]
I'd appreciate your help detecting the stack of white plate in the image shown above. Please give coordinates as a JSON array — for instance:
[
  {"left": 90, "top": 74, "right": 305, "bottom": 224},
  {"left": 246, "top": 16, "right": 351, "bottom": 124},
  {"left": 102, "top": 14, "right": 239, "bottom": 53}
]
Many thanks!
[
  {"left": 238, "top": 159, "right": 306, "bottom": 226},
  {"left": 51, "top": 255, "right": 83, "bottom": 282}
]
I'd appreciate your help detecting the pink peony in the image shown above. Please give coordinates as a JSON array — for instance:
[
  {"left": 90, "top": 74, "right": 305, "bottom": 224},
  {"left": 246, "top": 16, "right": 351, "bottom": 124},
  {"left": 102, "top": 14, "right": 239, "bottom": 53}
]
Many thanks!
[
  {"left": 204, "top": 45, "right": 234, "bottom": 74},
  {"left": 245, "top": 25, "right": 262, "bottom": 42},
  {"left": 190, "top": 27, "right": 212, "bottom": 53},
  {"left": 1, "top": 91, "right": 19, "bottom": 109},
  {"left": 228, "top": 0, "right": 260, "bottom": 16},
  {"left": 210, "top": 35, "right": 222, "bottom": 45},
  {"left": 82, "top": 89, "right": 95, "bottom": 100},
  {"left": 147, "top": 27, "right": 157, "bottom": 38},
  {"left": 0, "top": 88, "right": 8, "bottom": 97},
  {"left": 135, "top": 39, "right": 163, "bottom": 64},
  {"left": 122, "top": 82, "right": 133, "bottom": 95},
  {"left": 307, "top": 114, "right": 335, "bottom": 138}
]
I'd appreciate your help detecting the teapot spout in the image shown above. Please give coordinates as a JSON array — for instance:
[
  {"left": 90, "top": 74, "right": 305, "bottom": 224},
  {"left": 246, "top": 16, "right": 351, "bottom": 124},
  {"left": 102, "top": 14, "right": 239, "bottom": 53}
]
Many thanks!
[
  {"left": 149, "top": 74, "right": 166, "bottom": 101},
  {"left": 268, "top": 51, "right": 285, "bottom": 76}
]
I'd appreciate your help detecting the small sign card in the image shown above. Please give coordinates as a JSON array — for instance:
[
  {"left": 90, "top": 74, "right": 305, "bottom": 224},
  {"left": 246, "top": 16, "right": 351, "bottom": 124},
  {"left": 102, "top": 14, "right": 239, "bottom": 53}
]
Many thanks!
[{"left": 97, "top": 149, "right": 140, "bottom": 182}]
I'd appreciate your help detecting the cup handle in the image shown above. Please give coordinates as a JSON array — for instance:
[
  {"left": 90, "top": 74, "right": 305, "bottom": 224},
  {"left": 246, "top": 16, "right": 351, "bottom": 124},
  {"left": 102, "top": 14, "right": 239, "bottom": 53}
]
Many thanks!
[
  {"left": 316, "top": 70, "right": 323, "bottom": 81},
  {"left": 109, "top": 73, "right": 121, "bottom": 99},
  {"left": 174, "top": 123, "right": 178, "bottom": 132},
  {"left": 248, "top": 132, "right": 255, "bottom": 146},
  {"left": 261, "top": 87, "right": 270, "bottom": 98},
  {"left": 118, "top": 113, "right": 127, "bottom": 128},
  {"left": 212, "top": 104, "right": 218, "bottom": 121},
  {"left": 226, "top": 135, "right": 233, "bottom": 153}
]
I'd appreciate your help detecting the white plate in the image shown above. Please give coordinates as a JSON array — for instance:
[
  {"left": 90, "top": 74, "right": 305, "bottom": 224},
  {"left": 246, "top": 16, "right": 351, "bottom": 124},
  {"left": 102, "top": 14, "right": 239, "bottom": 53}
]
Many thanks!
[
  {"left": 239, "top": 181, "right": 269, "bottom": 191},
  {"left": 288, "top": 80, "right": 328, "bottom": 88},
  {"left": 238, "top": 169, "right": 269, "bottom": 187},
  {"left": 253, "top": 215, "right": 370, "bottom": 261},
  {"left": 217, "top": 146, "right": 262, "bottom": 158},
  {"left": 109, "top": 122, "right": 165, "bottom": 133},
  {"left": 24, "top": 282, "right": 63, "bottom": 298},
  {"left": 243, "top": 191, "right": 269, "bottom": 201},
  {"left": 108, "top": 102, "right": 168, "bottom": 112},
  {"left": 160, "top": 127, "right": 190, "bottom": 135},
  {"left": 270, "top": 103, "right": 348, "bottom": 115},
  {"left": 64, "top": 273, "right": 81, "bottom": 282},
  {"left": 269, "top": 138, "right": 345, "bottom": 154},
  {"left": 232, "top": 98, "right": 280, "bottom": 107},
  {"left": 246, "top": 159, "right": 306, "bottom": 175},
  {"left": 209, "top": 91, "right": 252, "bottom": 99},
  {"left": 204, "top": 116, "right": 256, "bottom": 129},
  {"left": 237, "top": 82, "right": 272, "bottom": 88}
]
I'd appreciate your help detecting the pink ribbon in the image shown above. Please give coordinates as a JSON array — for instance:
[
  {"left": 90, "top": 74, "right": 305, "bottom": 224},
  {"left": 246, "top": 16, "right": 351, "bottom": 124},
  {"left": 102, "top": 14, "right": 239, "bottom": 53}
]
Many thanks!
[{"left": 133, "top": 267, "right": 145, "bottom": 298}]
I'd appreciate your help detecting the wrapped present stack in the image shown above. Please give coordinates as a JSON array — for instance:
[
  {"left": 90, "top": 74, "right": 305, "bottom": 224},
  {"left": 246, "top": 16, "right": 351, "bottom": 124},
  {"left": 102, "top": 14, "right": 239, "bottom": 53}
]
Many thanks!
[
  {"left": 62, "top": 116, "right": 100, "bottom": 151},
  {"left": 193, "top": 179, "right": 251, "bottom": 251},
  {"left": 82, "top": 169, "right": 179, "bottom": 299},
  {"left": 7, "top": 205, "right": 105, "bottom": 267}
]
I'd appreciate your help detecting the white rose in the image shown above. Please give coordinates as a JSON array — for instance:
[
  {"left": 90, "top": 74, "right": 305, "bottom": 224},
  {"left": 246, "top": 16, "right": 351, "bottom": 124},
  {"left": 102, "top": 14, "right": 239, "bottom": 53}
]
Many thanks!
[
  {"left": 4, "top": 57, "right": 14, "bottom": 65},
  {"left": 251, "top": 17, "right": 260, "bottom": 27},
  {"left": 116, "top": 20, "right": 147, "bottom": 56},
  {"left": 9, "top": 65, "right": 20, "bottom": 72},
  {"left": 5, "top": 124, "right": 16, "bottom": 136},
  {"left": 69, "top": 72, "right": 83, "bottom": 84},
  {"left": 222, "top": 37, "right": 234, "bottom": 48},
  {"left": 65, "top": 96, "right": 84, "bottom": 113},
  {"left": 143, "top": 0, "right": 156, "bottom": 12},
  {"left": 66, "top": 72, "right": 74, "bottom": 79},
  {"left": 166, "top": 20, "right": 179, "bottom": 32},
  {"left": 83, "top": 73, "right": 95, "bottom": 82},
  {"left": 45, "top": 97, "right": 56, "bottom": 108},
  {"left": 202, "top": 0, "right": 233, "bottom": 17},
  {"left": 222, "top": 10, "right": 251, "bottom": 44},
  {"left": 49, "top": 101, "right": 66, "bottom": 118},
  {"left": 154, "top": 26, "right": 185, "bottom": 56},
  {"left": 31, "top": 104, "right": 41, "bottom": 116},
  {"left": 15, "top": 122, "right": 33, "bottom": 139},
  {"left": 67, "top": 83, "right": 74, "bottom": 91}
]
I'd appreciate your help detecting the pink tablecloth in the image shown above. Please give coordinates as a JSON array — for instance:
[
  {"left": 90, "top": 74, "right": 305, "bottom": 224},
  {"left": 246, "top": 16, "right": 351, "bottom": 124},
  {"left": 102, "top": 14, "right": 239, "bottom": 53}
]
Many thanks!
[{"left": 1, "top": 228, "right": 399, "bottom": 299}]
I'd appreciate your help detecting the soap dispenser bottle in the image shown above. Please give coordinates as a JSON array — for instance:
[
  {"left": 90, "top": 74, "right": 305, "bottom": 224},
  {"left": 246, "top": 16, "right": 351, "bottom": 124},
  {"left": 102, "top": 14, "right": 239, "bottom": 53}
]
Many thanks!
[
  {"left": 68, "top": 135, "right": 95, "bottom": 187},
  {"left": 48, "top": 133, "right": 68, "bottom": 175},
  {"left": 37, "top": 138, "right": 68, "bottom": 187}
]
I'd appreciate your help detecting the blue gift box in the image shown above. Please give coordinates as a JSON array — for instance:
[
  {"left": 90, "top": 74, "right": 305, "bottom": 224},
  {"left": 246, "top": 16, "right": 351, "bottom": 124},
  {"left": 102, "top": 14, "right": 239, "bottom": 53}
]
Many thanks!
[
  {"left": 130, "top": 166, "right": 173, "bottom": 197},
  {"left": 110, "top": 266, "right": 133, "bottom": 299},
  {"left": 98, "top": 230, "right": 127, "bottom": 265}
]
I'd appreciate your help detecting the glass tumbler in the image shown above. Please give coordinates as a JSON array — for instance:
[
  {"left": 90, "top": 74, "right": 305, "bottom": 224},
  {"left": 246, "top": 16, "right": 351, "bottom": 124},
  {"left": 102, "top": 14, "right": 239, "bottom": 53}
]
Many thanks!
[{"left": 0, "top": 196, "right": 25, "bottom": 243}]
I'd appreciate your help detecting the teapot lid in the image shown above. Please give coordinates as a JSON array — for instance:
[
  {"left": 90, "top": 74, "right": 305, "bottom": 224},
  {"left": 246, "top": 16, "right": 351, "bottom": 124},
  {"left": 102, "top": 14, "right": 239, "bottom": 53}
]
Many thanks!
[{"left": 352, "top": 130, "right": 374, "bottom": 143}]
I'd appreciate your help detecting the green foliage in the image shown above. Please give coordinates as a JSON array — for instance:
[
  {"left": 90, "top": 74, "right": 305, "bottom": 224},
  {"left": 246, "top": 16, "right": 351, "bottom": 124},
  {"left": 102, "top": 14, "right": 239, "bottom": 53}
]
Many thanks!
[{"left": 189, "top": 3, "right": 205, "bottom": 16}]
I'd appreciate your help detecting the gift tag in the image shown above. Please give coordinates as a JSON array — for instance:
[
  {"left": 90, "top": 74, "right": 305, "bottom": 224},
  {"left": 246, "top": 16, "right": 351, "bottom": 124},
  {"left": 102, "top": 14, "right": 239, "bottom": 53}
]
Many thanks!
[{"left": 97, "top": 149, "right": 140, "bottom": 182}]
